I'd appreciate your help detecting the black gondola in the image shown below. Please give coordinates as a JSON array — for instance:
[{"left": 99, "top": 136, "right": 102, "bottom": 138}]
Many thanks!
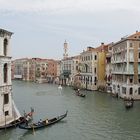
[
  {"left": 112, "top": 93, "right": 118, "bottom": 98},
  {"left": 124, "top": 97, "right": 134, "bottom": 109},
  {"left": 0, "top": 111, "right": 34, "bottom": 129},
  {"left": 18, "top": 111, "right": 68, "bottom": 130},
  {"left": 125, "top": 101, "right": 133, "bottom": 109},
  {"left": 77, "top": 93, "right": 86, "bottom": 97},
  {"left": 75, "top": 89, "right": 86, "bottom": 98}
]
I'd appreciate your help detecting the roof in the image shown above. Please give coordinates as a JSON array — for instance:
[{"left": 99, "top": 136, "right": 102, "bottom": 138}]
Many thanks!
[
  {"left": 127, "top": 31, "right": 140, "bottom": 39},
  {"left": 0, "top": 28, "right": 13, "bottom": 36},
  {"left": 113, "top": 31, "right": 140, "bottom": 46}
]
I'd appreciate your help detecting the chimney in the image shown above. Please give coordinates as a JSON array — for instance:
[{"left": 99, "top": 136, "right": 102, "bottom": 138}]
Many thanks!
[
  {"left": 87, "top": 46, "right": 93, "bottom": 51},
  {"left": 101, "top": 42, "right": 104, "bottom": 45},
  {"left": 101, "top": 42, "right": 104, "bottom": 51}
]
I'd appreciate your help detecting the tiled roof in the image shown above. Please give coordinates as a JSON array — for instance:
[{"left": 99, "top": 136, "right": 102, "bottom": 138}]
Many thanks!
[{"left": 127, "top": 31, "right": 140, "bottom": 39}]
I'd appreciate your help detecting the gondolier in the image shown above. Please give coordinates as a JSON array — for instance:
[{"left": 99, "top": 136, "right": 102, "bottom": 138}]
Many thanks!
[{"left": 19, "top": 111, "right": 68, "bottom": 130}]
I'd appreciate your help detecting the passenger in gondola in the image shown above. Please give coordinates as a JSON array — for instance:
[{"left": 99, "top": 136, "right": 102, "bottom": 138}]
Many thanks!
[
  {"left": 26, "top": 114, "right": 32, "bottom": 122},
  {"left": 45, "top": 119, "right": 49, "bottom": 124},
  {"left": 130, "top": 97, "right": 134, "bottom": 105},
  {"left": 76, "top": 89, "right": 80, "bottom": 95},
  {"left": 38, "top": 119, "right": 42, "bottom": 124},
  {"left": 25, "top": 119, "right": 28, "bottom": 126}
]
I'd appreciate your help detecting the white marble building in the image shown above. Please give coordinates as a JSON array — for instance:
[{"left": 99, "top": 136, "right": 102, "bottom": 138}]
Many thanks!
[{"left": 0, "top": 29, "right": 20, "bottom": 127}]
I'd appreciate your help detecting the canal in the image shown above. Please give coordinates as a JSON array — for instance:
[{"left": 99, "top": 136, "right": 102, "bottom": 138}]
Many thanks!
[{"left": 1, "top": 80, "right": 140, "bottom": 140}]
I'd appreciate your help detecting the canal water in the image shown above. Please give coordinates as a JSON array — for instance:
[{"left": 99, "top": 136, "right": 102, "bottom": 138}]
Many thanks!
[{"left": 1, "top": 80, "right": 140, "bottom": 140}]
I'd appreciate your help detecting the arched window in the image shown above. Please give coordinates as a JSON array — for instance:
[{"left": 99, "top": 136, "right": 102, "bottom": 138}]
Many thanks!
[
  {"left": 129, "top": 87, "right": 133, "bottom": 95},
  {"left": 3, "top": 38, "right": 8, "bottom": 56},
  {"left": 138, "top": 87, "right": 140, "bottom": 95},
  {"left": 85, "top": 64, "right": 88, "bottom": 73},
  {"left": 4, "top": 63, "right": 8, "bottom": 83}
]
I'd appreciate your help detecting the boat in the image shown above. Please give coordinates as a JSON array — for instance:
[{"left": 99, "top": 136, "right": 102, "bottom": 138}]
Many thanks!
[
  {"left": 0, "top": 111, "right": 34, "bottom": 129},
  {"left": 124, "top": 97, "right": 134, "bottom": 109},
  {"left": 58, "top": 85, "right": 62, "bottom": 90},
  {"left": 77, "top": 93, "right": 86, "bottom": 98},
  {"left": 125, "top": 101, "right": 133, "bottom": 109},
  {"left": 112, "top": 93, "right": 118, "bottom": 98},
  {"left": 75, "top": 89, "right": 86, "bottom": 98},
  {"left": 18, "top": 111, "right": 68, "bottom": 130}
]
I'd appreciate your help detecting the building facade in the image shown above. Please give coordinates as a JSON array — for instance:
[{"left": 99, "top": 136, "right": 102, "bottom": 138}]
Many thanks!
[
  {"left": 12, "top": 58, "right": 58, "bottom": 83},
  {"left": 79, "top": 47, "right": 98, "bottom": 90},
  {"left": 60, "top": 57, "right": 73, "bottom": 85},
  {"left": 45, "top": 59, "right": 57, "bottom": 83},
  {"left": 105, "top": 44, "right": 113, "bottom": 93},
  {"left": 0, "top": 29, "right": 20, "bottom": 126},
  {"left": 111, "top": 31, "right": 140, "bottom": 99}
]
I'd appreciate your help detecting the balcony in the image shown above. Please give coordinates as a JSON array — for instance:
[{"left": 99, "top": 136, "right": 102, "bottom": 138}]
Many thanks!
[{"left": 62, "top": 70, "right": 71, "bottom": 77}]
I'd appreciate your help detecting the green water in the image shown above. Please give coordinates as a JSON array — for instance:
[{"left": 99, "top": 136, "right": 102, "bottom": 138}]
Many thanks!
[{"left": 0, "top": 80, "right": 140, "bottom": 140}]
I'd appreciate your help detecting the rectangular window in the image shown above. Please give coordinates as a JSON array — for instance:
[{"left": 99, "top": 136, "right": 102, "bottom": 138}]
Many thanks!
[
  {"left": 5, "top": 111, "right": 9, "bottom": 116},
  {"left": 139, "top": 76, "right": 140, "bottom": 83},
  {"left": 94, "top": 77, "right": 97, "bottom": 82},
  {"left": 129, "top": 87, "right": 133, "bottom": 95},
  {"left": 95, "top": 55, "right": 97, "bottom": 60},
  {"left": 109, "top": 47, "right": 112, "bottom": 50},
  {"left": 130, "top": 76, "right": 133, "bottom": 83},
  {"left": 4, "top": 94, "right": 9, "bottom": 104},
  {"left": 138, "top": 87, "right": 140, "bottom": 95},
  {"left": 94, "top": 68, "right": 96, "bottom": 74},
  {"left": 130, "top": 43, "right": 133, "bottom": 47},
  {"left": 122, "top": 87, "right": 126, "bottom": 94},
  {"left": 90, "top": 77, "right": 92, "bottom": 83}
]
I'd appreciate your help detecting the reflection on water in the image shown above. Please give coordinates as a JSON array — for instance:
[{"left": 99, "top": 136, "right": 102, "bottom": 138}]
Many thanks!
[{"left": 0, "top": 80, "right": 140, "bottom": 140}]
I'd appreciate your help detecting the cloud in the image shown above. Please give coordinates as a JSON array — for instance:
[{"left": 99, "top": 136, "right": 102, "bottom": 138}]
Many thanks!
[{"left": 0, "top": 0, "right": 140, "bottom": 15}]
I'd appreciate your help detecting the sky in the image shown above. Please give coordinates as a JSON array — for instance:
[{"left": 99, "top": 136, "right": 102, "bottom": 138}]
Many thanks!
[{"left": 0, "top": 0, "right": 140, "bottom": 60}]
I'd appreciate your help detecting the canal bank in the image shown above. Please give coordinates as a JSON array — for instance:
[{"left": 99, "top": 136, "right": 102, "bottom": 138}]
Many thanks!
[{"left": 0, "top": 80, "right": 140, "bottom": 140}]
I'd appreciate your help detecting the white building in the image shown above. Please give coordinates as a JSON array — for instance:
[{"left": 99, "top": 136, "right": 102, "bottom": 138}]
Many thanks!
[
  {"left": 0, "top": 29, "right": 20, "bottom": 127},
  {"left": 60, "top": 56, "right": 79, "bottom": 86},
  {"left": 80, "top": 47, "right": 98, "bottom": 90},
  {"left": 60, "top": 41, "right": 80, "bottom": 86},
  {"left": 60, "top": 58, "right": 70, "bottom": 85},
  {"left": 111, "top": 31, "right": 140, "bottom": 99}
]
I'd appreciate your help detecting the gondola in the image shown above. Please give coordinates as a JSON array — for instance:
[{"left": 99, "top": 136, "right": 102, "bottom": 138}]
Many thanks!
[
  {"left": 0, "top": 111, "right": 34, "bottom": 129},
  {"left": 77, "top": 93, "right": 86, "bottom": 98},
  {"left": 18, "top": 111, "right": 68, "bottom": 130},
  {"left": 75, "top": 89, "right": 86, "bottom": 98},
  {"left": 112, "top": 93, "right": 118, "bottom": 98},
  {"left": 125, "top": 101, "right": 133, "bottom": 109}
]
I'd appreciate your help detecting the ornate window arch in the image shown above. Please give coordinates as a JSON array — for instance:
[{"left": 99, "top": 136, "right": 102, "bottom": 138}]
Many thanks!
[
  {"left": 4, "top": 63, "right": 8, "bottom": 83},
  {"left": 129, "top": 87, "right": 133, "bottom": 95},
  {"left": 3, "top": 38, "right": 8, "bottom": 56},
  {"left": 138, "top": 87, "right": 140, "bottom": 95}
]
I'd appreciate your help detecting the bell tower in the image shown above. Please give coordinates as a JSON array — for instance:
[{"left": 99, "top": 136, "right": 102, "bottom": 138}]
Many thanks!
[{"left": 63, "top": 40, "right": 68, "bottom": 59}]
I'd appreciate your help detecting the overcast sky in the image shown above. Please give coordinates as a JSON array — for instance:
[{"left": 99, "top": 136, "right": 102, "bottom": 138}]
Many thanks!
[{"left": 0, "top": 0, "right": 140, "bottom": 60}]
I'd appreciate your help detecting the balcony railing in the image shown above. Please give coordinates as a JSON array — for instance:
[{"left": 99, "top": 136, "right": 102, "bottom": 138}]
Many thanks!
[{"left": 62, "top": 70, "right": 71, "bottom": 76}]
